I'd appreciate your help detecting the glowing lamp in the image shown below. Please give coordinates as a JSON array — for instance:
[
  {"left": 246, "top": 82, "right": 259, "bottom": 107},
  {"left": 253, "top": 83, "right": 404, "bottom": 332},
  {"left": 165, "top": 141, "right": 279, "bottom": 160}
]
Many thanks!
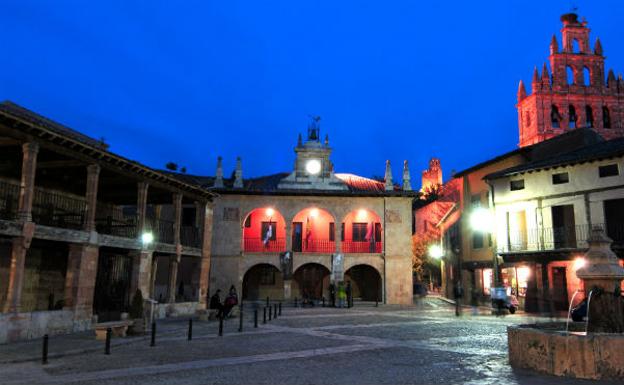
[
  {"left": 517, "top": 266, "right": 530, "bottom": 282},
  {"left": 470, "top": 207, "right": 493, "bottom": 233},
  {"left": 310, "top": 208, "right": 319, "bottom": 218},
  {"left": 266, "top": 208, "right": 275, "bottom": 217},
  {"left": 357, "top": 209, "right": 368, "bottom": 220},
  {"left": 141, "top": 232, "right": 154, "bottom": 245},
  {"left": 573, "top": 257, "right": 587, "bottom": 271},
  {"left": 305, "top": 159, "right": 321, "bottom": 175},
  {"left": 428, "top": 244, "right": 444, "bottom": 259}
]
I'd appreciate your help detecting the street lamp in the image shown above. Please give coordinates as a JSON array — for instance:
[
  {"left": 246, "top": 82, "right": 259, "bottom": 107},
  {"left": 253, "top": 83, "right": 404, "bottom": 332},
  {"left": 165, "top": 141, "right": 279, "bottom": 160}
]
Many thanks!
[
  {"left": 141, "top": 232, "right": 154, "bottom": 246},
  {"left": 428, "top": 244, "right": 444, "bottom": 259}
]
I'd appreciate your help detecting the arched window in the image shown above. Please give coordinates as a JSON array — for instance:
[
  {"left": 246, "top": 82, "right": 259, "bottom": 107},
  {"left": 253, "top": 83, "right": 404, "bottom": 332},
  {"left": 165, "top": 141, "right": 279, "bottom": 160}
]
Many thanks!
[
  {"left": 572, "top": 38, "right": 580, "bottom": 53},
  {"left": 567, "top": 66, "right": 575, "bottom": 85},
  {"left": 551, "top": 105, "right": 561, "bottom": 128},
  {"left": 583, "top": 67, "right": 591, "bottom": 86},
  {"left": 585, "top": 105, "right": 594, "bottom": 128},
  {"left": 603, "top": 106, "right": 612, "bottom": 128},
  {"left": 568, "top": 105, "right": 577, "bottom": 129}
]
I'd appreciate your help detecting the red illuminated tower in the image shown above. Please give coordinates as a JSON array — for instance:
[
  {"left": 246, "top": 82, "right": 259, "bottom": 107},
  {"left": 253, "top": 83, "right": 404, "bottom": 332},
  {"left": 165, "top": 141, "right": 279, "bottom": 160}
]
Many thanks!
[{"left": 517, "top": 13, "right": 624, "bottom": 147}]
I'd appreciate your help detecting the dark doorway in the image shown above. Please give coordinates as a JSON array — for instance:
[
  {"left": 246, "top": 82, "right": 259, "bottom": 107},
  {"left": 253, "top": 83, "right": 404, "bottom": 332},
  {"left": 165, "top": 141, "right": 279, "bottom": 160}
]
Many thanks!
[
  {"left": 292, "top": 222, "right": 302, "bottom": 252},
  {"left": 242, "top": 264, "right": 282, "bottom": 301},
  {"left": 344, "top": 265, "right": 382, "bottom": 301},
  {"left": 552, "top": 205, "right": 576, "bottom": 248},
  {"left": 93, "top": 250, "right": 133, "bottom": 322},
  {"left": 551, "top": 267, "right": 569, "bottom": 311},
  {"left": 604, "top": 199, "right": 624, "bottom": 246},
  {"left": 293, "top": 264, "right": 329, "bottom": 300}
]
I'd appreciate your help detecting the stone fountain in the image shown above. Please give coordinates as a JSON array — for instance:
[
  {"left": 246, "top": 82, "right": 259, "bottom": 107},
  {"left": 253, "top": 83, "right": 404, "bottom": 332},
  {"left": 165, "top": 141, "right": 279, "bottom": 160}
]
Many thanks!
[{"left": 507, "top": 226, "right": 624, "bottom": 380}]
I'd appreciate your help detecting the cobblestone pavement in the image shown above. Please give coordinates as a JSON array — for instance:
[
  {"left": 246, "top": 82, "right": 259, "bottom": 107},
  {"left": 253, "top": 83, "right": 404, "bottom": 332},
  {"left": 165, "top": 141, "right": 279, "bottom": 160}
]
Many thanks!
[{"left": 0, "top": 298, "right": 619, "bottom": 385}]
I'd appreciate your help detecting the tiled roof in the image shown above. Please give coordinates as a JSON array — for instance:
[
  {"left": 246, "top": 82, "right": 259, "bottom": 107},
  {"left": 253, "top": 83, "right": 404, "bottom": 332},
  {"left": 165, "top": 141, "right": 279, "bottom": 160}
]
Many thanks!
[
  {"left": 485, "top": 136, "right": 624, "bottom": 179},
  {"left": 334, "top": 173, "right": 387, "bottom": 192},
  {"left": 0, "top": 101, "right": 108, "bottom": 150}
]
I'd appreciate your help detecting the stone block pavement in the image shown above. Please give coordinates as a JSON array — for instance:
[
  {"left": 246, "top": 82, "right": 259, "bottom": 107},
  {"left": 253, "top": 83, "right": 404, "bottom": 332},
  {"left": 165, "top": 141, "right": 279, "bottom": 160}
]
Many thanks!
[{"left": 0, "top": 298, "right": 621, "bottom": 385}]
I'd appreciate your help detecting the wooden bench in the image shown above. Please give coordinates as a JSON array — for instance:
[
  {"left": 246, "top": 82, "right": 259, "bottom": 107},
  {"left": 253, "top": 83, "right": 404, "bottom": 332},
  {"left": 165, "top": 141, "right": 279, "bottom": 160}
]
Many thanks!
[{"left": 94, "top": 320, "right": 132, "bottom": 340}]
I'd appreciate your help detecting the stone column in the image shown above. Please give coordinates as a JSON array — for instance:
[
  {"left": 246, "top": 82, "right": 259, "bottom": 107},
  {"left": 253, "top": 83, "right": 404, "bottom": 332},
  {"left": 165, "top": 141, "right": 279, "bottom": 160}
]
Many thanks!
[
  {"left": 130, "top": 250, "right": 154, "bottom": 299},
  {"left": 197, "top": 202, "right": 213, "bottom": 308},
  {"left": 173, "top": 193, "right": 182, "bottom": 246},
  {"left": 63, "top": 244, "right": 99, "bottom": 322},
  {"left": 334, "top": 222, "right": 342, "bottom": 253},
  {"left": 84, "top": 164, "right": 100, "bottom": 232},
  {"left": 285, "top": 222, "right": 293, "bottom": 251},
  {"left": 2, "top": 237, "right": 30, "bottom": 313},
  {"left": 137, "top": 182, "right": 149, "bottom": 234},
  {"left": 167, "top": 256, "right": 179, "bottom": 303},
  {"left": 17, "top": 142, "right": 39, "bottom": 222},
  {"left": 149, "top": 257, "right": 158, "bottom": 299}
]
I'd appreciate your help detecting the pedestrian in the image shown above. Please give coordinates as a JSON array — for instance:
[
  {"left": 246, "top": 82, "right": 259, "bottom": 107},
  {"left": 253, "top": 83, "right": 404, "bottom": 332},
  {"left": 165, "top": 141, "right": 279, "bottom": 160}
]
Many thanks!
[
  {"left": 329, "top": 282, "right": 336, "bottom": 307},
  {"left": 346, "top": 281, "right": 352, "bottom": 308},
  {"left": 223, "top": 285, "right": 238, "bottom": 318},
  {"left": 209, "top": 289, "right": 224, "bottom": 319},
  {"left": 337, "top": 282, "right": 347, "bottom": 308}
]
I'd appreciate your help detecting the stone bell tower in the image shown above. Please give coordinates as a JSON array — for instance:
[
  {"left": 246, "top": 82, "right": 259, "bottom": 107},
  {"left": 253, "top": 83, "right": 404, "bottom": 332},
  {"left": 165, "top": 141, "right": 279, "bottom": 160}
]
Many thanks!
[
  {"left": 517, "top": 12, "right": 624, "bottom": 147},
  {"left": 277, "top": 117, "right": 348, "bottom": 190}
]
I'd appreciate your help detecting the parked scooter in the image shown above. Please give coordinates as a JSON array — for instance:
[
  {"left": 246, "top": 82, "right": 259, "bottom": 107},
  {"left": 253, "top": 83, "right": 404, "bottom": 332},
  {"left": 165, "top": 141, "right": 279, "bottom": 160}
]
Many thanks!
[{"left": 491, "top": 287, "right": 519, "bottom": 314}]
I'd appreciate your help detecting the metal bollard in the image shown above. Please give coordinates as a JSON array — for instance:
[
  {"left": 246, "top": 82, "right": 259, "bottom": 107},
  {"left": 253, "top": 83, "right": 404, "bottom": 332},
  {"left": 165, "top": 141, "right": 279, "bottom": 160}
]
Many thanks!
[
  {"left": 269, "top": 305, "right": 272, "bottom": 321},
  {"left": 266, "top": 296, "right": 270, "bottom": 307},
  {"left": 105, "top": 328, "right": 111, "bottom": 355},
  {"left": 238, "top": 307, "right": 243, "bottom": 332},
  {"left": 254, "top": 309, "right": 258, "bottom": 328},
  {"left": 263, "top": 307, "right": 267, "bottom": 324},
  {"left": 278, "top": 302, "right": 282, "bottom": 316},
  {"left": 273, "top": 304, "right": 277, "bottom": 319},
  {"left": 188, "top": 318, "right": 193, "bottom": 341},
  {"left": 42, "top": 334, "right": 49, "bottom": 365},
  {"left": 150, "top": 322, "right": 156, "bottom": 346},
  {"left": 322, "top": 297, "right": 325, "bottom": 307},
  {"left": 218, "top": 316, "right": 224, "bottom": 336}
]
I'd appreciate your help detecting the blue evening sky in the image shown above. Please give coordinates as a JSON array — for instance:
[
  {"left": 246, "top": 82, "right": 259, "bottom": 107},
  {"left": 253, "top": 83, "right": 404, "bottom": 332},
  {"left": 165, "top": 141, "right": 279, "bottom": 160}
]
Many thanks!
[{"left": 1, "top": 1, "right": 623, "bottom": 184}]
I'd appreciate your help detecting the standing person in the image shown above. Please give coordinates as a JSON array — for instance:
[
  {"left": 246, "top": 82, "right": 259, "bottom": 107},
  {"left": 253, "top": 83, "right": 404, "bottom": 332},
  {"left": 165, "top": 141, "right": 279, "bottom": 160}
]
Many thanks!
[
  {"left": 346, "top": 281, "right": 352, "bottom": 308},
  {"left": 223, "top": 285, "right": 239, "bottom": 318},
  {"left": 337, "top": 282, "right": 347, "bottom": 308},
  {"left": 329, "top": 282, "right": 336, "bottom": 307},
  {"left": 209, "top": 289, "right": 224, "bottom": 319}
]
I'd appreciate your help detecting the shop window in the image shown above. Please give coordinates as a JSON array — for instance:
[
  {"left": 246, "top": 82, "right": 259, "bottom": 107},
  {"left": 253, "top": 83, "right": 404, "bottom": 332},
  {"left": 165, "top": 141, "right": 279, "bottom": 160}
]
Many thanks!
[
  {"left": 510, "top": 180, "right": 525, "bottom": 191},
  {"left": 552, "top": 172, "right": 569, "bottom": 185},
  {"left": 482, "top": 269, "right": 493, "bottom": 296},
  {"left": 599, "top": 164, "right": 619, "bottom": 178},
  {"left": 517, "top": 267, "right": 530, "bottom": 297}
]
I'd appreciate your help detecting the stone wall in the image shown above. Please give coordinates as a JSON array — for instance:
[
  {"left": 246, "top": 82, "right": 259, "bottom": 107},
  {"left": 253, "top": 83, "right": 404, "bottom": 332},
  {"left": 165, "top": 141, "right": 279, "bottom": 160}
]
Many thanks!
[{"left": 0, "top": 310, "right": 90, "bottom": 344}]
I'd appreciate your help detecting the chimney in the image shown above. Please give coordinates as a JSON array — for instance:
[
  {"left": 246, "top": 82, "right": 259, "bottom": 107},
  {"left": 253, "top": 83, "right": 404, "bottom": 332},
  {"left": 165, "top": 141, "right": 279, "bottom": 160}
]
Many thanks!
[{"left": 233, "top": 156, "right": 243, "bottom": 188}]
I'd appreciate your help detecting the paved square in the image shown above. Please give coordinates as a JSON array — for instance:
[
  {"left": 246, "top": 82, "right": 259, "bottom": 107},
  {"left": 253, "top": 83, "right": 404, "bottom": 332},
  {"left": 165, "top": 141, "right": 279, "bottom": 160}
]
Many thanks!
[{"left": 0, "top": 299, "right": 620, "bottom": 385}]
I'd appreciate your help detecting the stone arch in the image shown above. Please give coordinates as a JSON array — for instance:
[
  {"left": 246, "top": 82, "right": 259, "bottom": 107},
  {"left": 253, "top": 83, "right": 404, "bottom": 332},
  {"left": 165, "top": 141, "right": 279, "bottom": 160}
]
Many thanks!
[
  {"left": 241, "top": 263, "right": 283, "bottom": 301},
  {"left": 572, "top": 38, "right": 580, "bottom": 53},
  {"left": 344, "top": 264, "right": 383, "bottom": 301},
  {"left": 291, "top": 207, "right": 336, "bottom": 253},
  {"left": 550, "top": 104, "right": 561, "bottom": 128},
  {"left": 341, "top": 208, "right": 383, "bottom": 253},
  {"left": 568, "top": 105, "right": 578, "bottom": 129},
  {"left": 566, "top": 66, "right": 575, "bottom": 85},
  {"left": 583, "top": 66, "right": 591, "bottom": 86},
  {"left": 585, "top": 105, "right": 594, "bottom": 128},
  {"left": 242, "top": 207, "right": 287, "bottom": 252},
  {"left": 293, "top": 263, "right": 331, "bottom": 300}
]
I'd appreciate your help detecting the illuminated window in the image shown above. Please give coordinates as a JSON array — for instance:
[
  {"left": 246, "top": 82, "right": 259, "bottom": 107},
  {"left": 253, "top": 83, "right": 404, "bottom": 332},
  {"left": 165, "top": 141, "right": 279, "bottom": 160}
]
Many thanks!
[
  {"left": 517, "top": 267, "right": 530, "bottom": 297},
  {"left": 483, "top": 269, "right": 493, "bottom": 296}
]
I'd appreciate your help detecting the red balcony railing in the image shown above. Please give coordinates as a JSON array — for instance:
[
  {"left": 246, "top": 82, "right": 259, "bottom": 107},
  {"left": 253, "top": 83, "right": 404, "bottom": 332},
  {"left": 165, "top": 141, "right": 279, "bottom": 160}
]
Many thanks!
[
  {"left": 342, "top": 241, "right": 382, "bottom": 253},
  {"left": 244, "top": 237, "right": 286, "bottom": 253},
  {"left": 301, "top": 239, "right": 335, "bottom": 253}
]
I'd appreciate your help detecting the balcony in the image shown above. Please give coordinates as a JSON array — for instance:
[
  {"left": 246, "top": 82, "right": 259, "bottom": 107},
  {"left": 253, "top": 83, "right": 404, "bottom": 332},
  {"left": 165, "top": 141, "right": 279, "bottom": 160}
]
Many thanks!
[
  {"left": 146, "top": 217, "right": 175, "bottom": 244},
  {"left": 32, "top": 187, "right": 86, "bottom": 230},
  {"left": 500, "top": 223, "right": 624, "bottom": 253},
  {"left": 298, "top": 239, "right": 335, "bottom": 253},
  {"left": 244, "top": 237, "right": 286, "bottom": 253},
  {"left": 342, "top": 241, "right": 382, "bottom": 253},
  {"left": 96, "top": 213, "right": 139, "bottom": 239},
  {"left": 0, "top": 179, "right": 19, "bottom": 220},
  {"left": 181, "top": 225, "right": 201, "bottom": 248}
]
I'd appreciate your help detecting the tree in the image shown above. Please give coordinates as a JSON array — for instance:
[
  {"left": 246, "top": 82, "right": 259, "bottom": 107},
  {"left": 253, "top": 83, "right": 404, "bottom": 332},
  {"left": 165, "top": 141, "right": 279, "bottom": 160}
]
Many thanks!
[
  {"left": 165, "top": 162, "right": 178, "bottom": 171},
  {"left": 412, "top": 233, "right": 433, "bottom": 280}
]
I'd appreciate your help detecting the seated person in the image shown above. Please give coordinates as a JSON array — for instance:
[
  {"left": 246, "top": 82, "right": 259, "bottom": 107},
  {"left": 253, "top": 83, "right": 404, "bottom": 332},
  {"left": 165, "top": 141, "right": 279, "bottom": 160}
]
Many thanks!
[{"left": 209, "top": 289, "right": 224, "bottom": 319}]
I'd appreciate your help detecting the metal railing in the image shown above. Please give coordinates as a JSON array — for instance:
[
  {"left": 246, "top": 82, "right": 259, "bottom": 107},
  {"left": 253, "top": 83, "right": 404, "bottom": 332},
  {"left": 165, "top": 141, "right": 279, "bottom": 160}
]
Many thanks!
[
  {"left": 500, "top": 223, "right": 624, "bottom": 252},
  {"left": 95, "top": 213, "right": 139, "bottom": 239},
  {"left": 147, "top": 218, "right": 175, "bottom": 245},
  {"left": 243, "top": 237, "right": 286, "bottom": 253},
  {"left": 181, "top": 225, "right": 201, "bottom": 248},
  {"left": 0, "top": 179, "right": 19, "bottom": 220},
  {"left": 32, "top": 187, "right": 86, "bottom": 230},
  {"left": 298, "top": 239, "right": 335, "bottom": 253},
  {"left": 342, "top": 241, "right": 382, "bottom": 253}
]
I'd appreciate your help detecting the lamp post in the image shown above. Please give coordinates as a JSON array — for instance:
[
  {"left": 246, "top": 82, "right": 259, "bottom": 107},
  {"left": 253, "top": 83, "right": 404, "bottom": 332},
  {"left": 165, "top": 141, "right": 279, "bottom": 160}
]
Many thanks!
[{"left": 470, "top": 207, "right": 499, "bottom": 286}]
